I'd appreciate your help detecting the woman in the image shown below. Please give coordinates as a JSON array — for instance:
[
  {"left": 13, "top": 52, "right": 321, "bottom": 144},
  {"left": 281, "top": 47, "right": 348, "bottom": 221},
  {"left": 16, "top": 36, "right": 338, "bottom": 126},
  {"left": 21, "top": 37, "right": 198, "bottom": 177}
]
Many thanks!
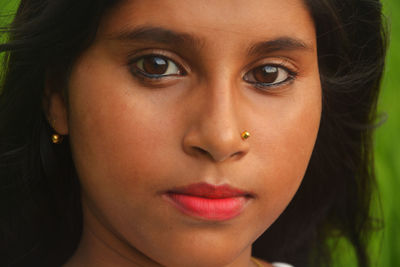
[{"left": 0, "top": 0, "right": 387, "bottom": 266}]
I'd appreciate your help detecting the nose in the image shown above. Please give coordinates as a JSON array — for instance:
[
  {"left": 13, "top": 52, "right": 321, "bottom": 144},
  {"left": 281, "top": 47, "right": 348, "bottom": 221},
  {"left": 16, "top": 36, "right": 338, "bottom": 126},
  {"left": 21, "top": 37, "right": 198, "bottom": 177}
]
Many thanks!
[{"left": 182, "top": 84, "right": 250, "bottom": 163}]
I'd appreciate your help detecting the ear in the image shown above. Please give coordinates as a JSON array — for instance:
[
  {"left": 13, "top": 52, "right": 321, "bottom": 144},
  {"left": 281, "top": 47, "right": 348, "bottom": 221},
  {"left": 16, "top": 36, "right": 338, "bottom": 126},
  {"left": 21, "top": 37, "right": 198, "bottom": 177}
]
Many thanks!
[{"left": 43, "top": 78, "right": 69, "bottom": 135}]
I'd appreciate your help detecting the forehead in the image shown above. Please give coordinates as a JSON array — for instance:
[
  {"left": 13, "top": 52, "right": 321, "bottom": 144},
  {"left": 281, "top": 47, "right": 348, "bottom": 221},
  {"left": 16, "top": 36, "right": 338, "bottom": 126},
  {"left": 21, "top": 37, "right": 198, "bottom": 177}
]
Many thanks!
[{"left": 99, "top": 0, "right": 316, "bottom": 47}]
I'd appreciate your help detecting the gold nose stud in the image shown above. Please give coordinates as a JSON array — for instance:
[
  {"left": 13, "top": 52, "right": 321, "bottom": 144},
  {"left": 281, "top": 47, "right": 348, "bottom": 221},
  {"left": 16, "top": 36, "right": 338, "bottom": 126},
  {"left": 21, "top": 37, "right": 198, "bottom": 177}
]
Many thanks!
[{"left": 241, "top": 131, "right": 250, "bottom": 140}]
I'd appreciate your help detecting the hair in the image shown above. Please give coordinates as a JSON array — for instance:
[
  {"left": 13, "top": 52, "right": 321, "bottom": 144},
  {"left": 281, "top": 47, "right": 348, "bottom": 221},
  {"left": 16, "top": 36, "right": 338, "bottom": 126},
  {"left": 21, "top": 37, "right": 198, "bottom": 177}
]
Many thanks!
[{"left": 0, "top": 0, "right": 388, "bottom": 266}]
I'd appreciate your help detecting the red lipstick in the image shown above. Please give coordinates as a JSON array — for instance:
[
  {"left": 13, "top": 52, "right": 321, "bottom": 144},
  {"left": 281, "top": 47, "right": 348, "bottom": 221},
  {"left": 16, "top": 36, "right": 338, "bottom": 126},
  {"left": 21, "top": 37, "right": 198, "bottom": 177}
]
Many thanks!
[{"left": 163, "top": 183, "right": 252, "bottom": 221}]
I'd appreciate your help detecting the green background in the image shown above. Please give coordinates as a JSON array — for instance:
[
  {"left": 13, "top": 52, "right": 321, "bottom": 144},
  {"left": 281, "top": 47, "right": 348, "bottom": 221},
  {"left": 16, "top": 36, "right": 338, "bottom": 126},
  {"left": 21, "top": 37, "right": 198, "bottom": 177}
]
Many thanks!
[{"left": 1, "top": 0, "right": 398, "bottom": 266}]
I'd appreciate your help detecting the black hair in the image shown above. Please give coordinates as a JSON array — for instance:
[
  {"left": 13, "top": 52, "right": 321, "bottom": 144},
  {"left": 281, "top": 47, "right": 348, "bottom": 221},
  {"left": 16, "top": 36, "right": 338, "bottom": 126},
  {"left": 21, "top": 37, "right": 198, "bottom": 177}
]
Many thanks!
[{"left": 0, "top": 0, "right": 388, "bottom": 266}]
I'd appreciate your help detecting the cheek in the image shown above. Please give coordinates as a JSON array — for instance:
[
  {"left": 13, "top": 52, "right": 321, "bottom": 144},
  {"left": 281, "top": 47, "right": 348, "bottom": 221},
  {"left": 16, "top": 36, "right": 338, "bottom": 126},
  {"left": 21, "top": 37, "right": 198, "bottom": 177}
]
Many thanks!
[
  {"left": 251, "top": 81, "right": 321, "bottom": 226},
  {"left": 66, "top": 50, "right": 177, "bottom": 201}
]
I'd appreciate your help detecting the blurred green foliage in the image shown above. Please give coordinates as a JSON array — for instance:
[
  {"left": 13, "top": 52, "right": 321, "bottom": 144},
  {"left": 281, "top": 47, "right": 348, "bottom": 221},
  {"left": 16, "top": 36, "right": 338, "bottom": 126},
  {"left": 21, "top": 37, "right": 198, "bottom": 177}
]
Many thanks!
[
  {"left": 373, "top": 0, "right": 400, "bottom": 266},
  {"left": 0, "top": 0, "right": 398, "bottom": 266}
]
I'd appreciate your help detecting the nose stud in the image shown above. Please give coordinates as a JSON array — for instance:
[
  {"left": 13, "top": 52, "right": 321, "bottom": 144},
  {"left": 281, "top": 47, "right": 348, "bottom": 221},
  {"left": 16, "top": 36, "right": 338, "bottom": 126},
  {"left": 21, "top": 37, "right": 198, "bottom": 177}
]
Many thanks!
[{"left": 241, "top": 131, "right": 250, "bottom": 140}]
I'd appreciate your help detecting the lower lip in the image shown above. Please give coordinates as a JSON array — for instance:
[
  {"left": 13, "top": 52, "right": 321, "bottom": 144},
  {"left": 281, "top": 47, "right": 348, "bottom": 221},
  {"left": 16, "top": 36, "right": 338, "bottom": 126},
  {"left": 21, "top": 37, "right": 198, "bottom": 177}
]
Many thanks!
[{"left": 164, "top": 193, "right": 248, "bottom": 221}]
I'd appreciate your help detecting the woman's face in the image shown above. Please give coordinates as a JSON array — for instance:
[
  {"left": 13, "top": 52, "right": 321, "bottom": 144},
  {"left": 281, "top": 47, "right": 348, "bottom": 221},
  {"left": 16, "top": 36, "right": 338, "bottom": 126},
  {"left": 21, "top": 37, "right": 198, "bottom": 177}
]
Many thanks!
[{"left": 52, "top": 0, "right": 321, "bottom": 266}]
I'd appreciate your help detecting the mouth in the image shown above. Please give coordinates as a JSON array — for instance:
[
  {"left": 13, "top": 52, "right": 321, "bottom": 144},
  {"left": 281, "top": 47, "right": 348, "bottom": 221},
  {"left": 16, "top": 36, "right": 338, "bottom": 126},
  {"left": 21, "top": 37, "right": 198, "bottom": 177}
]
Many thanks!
[{"left": 162, "top": 182, "right": 254, "bottom": 221}]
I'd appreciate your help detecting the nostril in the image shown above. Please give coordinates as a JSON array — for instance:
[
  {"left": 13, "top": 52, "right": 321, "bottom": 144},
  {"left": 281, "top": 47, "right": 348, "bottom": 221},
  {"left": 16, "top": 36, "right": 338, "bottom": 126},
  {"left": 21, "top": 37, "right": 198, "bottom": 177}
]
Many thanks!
[
  {"left": 229, "top": 151, "right": 246, "bottom": 161},
  {"left": 192, "top": 146, "right": 245, "bottom": 162},
  {"left": 231, "top": 151, "right": 243, "bottom": 158},
  {"left": 192, "top": 146, "right": 222, "bottom": 161},
  {"left": 193, "top": 146, "right": 209, "bottom": 156}
]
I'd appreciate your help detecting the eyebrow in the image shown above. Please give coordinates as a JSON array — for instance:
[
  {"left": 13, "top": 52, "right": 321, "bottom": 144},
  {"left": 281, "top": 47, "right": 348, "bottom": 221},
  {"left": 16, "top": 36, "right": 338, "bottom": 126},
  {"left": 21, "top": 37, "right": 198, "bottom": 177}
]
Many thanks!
[
  {"left": 247, "top": 37, "right": 313, "bottom": 55},
  {"left": 109, "top": 26, "right": 313, "bottom": 54},
  {"left": 109, "top": 26, "right": 204, "bottom": 50}
]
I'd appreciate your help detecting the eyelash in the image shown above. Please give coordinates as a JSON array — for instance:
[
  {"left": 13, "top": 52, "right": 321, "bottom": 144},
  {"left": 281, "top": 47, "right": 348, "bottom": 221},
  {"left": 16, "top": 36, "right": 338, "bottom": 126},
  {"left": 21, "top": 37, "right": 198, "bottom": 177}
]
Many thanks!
[{"left": 128, "top": 54, "right": 298, "bottom": 89}]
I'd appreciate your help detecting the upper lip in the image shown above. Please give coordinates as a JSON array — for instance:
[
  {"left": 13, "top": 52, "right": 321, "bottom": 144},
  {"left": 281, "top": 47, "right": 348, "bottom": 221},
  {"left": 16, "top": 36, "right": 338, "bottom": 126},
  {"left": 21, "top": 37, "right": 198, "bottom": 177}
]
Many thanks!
[{"left": 166, "top": 182, "right": 253, "bottom": 199}]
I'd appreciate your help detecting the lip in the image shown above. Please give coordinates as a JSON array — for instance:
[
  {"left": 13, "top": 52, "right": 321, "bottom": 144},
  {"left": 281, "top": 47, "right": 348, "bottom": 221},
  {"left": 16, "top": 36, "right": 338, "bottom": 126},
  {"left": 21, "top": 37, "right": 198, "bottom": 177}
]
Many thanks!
[{"left": 163, "top": 182, "right": 253, "bottom": 221}]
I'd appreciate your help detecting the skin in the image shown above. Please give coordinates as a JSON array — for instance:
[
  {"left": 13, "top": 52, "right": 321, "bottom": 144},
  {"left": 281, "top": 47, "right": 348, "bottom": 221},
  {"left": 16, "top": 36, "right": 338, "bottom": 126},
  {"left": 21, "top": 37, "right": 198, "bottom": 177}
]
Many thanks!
[{"left": 47, "top": 0, "right": 321, "bottom": 266}]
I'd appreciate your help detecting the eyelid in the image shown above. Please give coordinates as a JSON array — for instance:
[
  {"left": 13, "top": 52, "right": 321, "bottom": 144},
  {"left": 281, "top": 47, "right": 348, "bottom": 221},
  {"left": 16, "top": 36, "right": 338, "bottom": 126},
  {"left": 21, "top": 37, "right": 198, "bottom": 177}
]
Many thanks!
[{"left": 244, "top": 57, "right": 299, "bottom": 75}]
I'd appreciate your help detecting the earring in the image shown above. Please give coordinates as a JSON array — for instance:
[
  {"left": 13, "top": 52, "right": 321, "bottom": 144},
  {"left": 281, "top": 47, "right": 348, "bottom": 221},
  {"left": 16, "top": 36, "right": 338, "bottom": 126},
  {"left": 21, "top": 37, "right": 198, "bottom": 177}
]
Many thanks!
[
  {"left": 50, "top": 118, "right": 63, "bottom": 144},
  {"left": 51, "top": 134, "right": 63, "bottom": 144},
  {"left": 241, "top": 131, "right": 250, "bottom": 140}
]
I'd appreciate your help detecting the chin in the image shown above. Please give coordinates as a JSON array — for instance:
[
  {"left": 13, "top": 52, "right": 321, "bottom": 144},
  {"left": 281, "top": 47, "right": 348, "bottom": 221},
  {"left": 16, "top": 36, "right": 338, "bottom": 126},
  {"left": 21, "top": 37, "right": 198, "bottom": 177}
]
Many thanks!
[
  {"left": 145, "top": 233, "right": 252, "bottom": 267},
  {"left": 162, "top": 250, "right": 243, "bottom": 267}
]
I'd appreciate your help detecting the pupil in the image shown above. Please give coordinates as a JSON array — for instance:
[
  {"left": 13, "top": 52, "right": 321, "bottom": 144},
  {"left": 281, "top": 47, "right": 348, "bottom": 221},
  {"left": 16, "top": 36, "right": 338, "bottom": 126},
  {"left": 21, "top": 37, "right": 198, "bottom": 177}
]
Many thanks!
[
  {"left": 143, "top": 56, "right": 168, "bottom": 75},
  {"left": 254, "top": 66, "right": 278, "bottom": 83}
]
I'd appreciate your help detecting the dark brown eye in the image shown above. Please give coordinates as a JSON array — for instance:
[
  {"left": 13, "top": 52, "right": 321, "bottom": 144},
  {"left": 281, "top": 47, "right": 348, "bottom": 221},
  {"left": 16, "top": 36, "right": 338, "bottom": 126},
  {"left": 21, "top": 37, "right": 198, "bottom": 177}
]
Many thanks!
[
  {"left": 244, "top": 65, "right": 291, "bottom": 86},
  {"left": 142, "top": 56, "right": 168, "bottom": 75},
  {"left": 132, "top": 55, "right": 182, "bottom": 77},
  {"left": 253, "top": 66, "right": 279, "bottom": 83}
]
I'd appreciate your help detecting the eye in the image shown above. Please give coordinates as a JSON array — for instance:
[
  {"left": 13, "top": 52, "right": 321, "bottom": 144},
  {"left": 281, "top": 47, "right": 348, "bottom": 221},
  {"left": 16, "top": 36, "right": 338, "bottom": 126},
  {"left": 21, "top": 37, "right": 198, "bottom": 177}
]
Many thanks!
[
  {"left": 130, "top": 55, "right": 185, "bottom": 78},
  {"left": 243, "top": 65, "right": 295, "bottom": 87}
]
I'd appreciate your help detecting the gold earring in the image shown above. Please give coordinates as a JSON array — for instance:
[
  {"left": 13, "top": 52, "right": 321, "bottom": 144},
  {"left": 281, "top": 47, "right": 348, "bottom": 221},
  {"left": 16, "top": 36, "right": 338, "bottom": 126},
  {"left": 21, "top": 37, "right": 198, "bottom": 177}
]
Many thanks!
[
  {"left": 50, "top": 118, "right": 63, "bottom": 144},
  {"left": 241, "top": 131, "right": 250, "bottom": 140},
  {"left": 51, "top": 134, "right": 63, "bottom": 144}
]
